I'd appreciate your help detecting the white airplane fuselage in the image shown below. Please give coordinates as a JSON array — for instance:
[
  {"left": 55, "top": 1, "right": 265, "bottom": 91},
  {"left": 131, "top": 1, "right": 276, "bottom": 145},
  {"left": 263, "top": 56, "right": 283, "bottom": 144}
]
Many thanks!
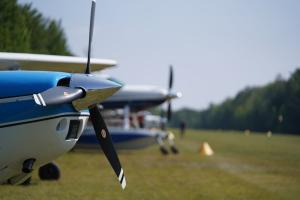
[
  {"left": 0, "top": 113, "right": 88, "bottom": 184},
  {"left": 0, "top": 71, "right": 120, "bottom": 184}
]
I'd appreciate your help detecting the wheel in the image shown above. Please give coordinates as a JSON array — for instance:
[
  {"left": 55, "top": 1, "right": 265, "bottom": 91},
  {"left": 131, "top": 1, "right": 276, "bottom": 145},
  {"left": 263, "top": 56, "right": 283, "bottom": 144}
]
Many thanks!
[
  {"left": 170, "top": 146, "right": 179, "bottom": 154},
  {"left": 160, "top": 146, "right": 169, "bottom": 155},
  {"left": 38, "top": 162, "right": 60, "bottom": 180},
  {"left": 21, "top": 177, "right": 31, "bottom": 185}
]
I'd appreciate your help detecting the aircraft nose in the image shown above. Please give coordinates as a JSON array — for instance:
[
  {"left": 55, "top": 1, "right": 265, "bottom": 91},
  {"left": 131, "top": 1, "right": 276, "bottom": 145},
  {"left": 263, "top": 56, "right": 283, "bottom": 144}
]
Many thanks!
[
  {"left": 166, "top": 91, "right": 182, "bottom": 100},
  {"left": 70, "top": 74, "right": 122, "bottom": 110},
  {"left": 70, "top": 74, "right": 122, "bottom": 91}
]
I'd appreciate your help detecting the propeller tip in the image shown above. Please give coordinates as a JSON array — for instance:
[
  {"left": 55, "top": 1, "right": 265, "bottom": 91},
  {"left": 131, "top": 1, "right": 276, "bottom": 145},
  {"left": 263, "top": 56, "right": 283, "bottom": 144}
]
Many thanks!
[
  {"left": 118, "top": 168, "right": 126, "bottom": 190},
  {"left": 121, "top": 177, "right": 126, "bottom": 190}
]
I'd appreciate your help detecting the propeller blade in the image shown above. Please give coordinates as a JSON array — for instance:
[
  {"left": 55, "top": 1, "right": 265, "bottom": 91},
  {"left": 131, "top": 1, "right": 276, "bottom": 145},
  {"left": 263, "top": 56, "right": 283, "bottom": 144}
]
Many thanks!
[
  {"left": 85, "top": 0, "right": 96, "bottom": 74},
  {"left": 89, "top": 105, "right": 126, "bottom": 190},
  {"left": 168, "top": 65, "right": 173, "bottom": 90},
  {"left": 33, "top": 86, "right": 84, "bottom": 107},
  {"left": 167, "top": 101, "right": 172, "bottom": 121}
]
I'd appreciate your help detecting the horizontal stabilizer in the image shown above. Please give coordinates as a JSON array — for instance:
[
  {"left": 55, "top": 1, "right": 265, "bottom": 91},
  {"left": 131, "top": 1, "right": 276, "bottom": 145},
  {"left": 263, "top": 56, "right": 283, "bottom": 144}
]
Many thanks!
[{"left": 0, "top": 52, "right": 117, "bottom": 73}]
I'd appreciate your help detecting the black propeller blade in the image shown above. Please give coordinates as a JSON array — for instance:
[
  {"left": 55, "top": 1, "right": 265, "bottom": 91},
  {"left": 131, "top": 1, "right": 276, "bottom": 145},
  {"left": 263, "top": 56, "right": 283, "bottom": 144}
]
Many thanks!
[
  {"left": 89, "top": 105, "right": 126, "bottom": 189},
  {"left": 168, "top": 65, "right": 173, "bottom": 90},
  {"left": 85, "top": 0, "right": 126, "bottom": 190},
  {"left": 32, "top": 0, "right": 125, "bottom": 190},
  {"left": 33, "top": 86, "right": 84, "bottom": 107},
  {"left": 167, "top": 101, "right": 172, "bottom": 121},
  {"left": 85, "top": 0, "right": 96, "bottom": 74},
  {"left": 167, "top": 65, "right": 173, "bottom": 121}
]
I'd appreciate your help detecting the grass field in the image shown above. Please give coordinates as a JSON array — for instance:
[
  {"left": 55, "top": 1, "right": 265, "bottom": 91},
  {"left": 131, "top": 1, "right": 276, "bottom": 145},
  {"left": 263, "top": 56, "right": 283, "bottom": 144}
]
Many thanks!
[{"left": 1, "top": 129, "right": 300, "bottom": 200}]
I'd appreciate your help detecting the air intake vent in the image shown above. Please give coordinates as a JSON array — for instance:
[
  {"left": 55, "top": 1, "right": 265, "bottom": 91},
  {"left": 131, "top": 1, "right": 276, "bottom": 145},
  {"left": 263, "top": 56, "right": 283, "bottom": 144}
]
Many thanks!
[
  {"left": 57, "top": 77, "right": 71, "bottom": 87},
  {"left": 66, "top": 120, "right": 81, "bottom": 140}
]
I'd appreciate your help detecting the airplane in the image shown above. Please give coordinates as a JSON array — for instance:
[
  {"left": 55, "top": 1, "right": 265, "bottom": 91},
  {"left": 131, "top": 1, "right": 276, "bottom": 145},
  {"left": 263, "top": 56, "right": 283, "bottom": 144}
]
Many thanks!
[
  {"left": 0, "top": 0, "right": 127, "bottom": 189},
  {"left": 0, "top": 59, "right": 181, "bottom": 155},
  {"left": 78, "top": 126, "right": 165, "bottom": 150},
  {"left": 77, "top": 109, "right": 179, "bottom": 156},
  {"left": 77, "top": 66, "right": 182, "bottom": 154},
  {"left": 101, "top": 66, "right": 181, "bottom": 119}
]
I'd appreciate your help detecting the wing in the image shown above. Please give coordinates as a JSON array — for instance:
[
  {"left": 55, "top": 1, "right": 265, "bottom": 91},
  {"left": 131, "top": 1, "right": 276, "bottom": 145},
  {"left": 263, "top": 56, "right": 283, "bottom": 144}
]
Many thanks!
[{"left": 0, "top": 52, "right": 117, "bottom": 73}]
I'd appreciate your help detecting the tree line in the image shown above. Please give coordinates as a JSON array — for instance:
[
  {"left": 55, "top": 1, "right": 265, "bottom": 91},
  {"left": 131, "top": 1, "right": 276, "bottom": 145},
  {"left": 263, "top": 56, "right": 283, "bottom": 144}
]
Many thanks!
[
  {"left": 170, "top": 69, "right": 300, "bottom": 134},
  {"left": 0, "top": 0, "right": 71, "bottom": 55}
]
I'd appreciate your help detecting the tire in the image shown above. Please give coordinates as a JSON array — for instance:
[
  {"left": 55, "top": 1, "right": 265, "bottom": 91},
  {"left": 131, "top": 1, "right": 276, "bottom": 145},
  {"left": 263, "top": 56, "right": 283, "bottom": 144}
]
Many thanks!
[
  {"left": 160, "top": 146, "right": 169, "bottom": 155},
  {"left": 170, "top": 146, "right": 179, "bottom": 154},
  {"left": 38, "top": 162, "right": 60, "bottom": 180}
]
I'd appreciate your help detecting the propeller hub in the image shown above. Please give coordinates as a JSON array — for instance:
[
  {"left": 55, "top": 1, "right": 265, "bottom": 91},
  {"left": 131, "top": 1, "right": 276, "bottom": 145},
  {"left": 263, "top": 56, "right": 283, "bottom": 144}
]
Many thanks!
[{"left": 166, "top": 91, "right": 182, "bottom": 101}]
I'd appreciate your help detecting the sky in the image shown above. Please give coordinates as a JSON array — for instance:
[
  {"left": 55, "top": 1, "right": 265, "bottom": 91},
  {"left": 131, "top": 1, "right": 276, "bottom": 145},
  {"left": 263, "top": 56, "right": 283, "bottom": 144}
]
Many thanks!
[{"left": 18, "top": 0, "right": 300, "bottom": 110}]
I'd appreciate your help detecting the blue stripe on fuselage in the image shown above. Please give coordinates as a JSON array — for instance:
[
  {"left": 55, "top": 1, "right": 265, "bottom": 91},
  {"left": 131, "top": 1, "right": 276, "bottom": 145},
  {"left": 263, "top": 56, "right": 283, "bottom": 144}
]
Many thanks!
[{"left": 0, "top": 71, "right": 77, "bottom": 124}]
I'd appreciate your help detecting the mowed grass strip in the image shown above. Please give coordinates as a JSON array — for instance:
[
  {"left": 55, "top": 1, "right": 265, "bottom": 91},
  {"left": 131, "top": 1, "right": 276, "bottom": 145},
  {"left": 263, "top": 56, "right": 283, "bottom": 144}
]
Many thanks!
[{"left": 1, "top": 129, "right": 300, "bottom": 200}]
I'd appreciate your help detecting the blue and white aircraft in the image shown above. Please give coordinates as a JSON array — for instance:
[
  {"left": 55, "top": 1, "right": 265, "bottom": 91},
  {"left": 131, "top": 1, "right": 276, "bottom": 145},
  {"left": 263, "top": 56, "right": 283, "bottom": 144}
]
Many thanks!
[{"left": 0, "top": 0, "right": 126, "bottom": 189}]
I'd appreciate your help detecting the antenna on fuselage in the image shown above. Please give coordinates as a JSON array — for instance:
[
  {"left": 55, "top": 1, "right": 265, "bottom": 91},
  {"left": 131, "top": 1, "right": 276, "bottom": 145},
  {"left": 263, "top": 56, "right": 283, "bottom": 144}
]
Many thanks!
[{"left": 85, "top": 0, "right": 96, "bottom": 74}]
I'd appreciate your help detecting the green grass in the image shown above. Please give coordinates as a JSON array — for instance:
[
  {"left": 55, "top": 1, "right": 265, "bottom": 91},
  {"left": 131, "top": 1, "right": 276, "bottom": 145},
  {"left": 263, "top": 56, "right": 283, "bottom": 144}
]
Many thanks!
[{"left": 1, "top": 129, "right": 300, "bottom": 200}]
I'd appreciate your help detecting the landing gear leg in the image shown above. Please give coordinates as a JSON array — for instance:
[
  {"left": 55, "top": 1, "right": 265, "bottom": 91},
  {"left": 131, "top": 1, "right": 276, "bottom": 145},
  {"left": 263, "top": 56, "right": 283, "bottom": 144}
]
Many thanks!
[
  {"left": 38, "top": 162, "right": 60, "bottom": 181},
  {"left": 157, "top": 135, "right": 169, "bottom": 155},
  {"left": 167, "top": 131, "right": 179, "bottom": 154},
  {"left": 21, "top": 177, "right": 32, "bottom": 185}
]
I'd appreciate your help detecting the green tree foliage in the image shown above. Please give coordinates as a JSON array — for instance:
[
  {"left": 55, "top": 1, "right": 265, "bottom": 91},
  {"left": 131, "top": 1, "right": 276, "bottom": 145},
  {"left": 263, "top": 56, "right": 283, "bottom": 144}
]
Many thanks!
[
  {"left": 170, "top": 69, "right": 300, "bottom": 134},
  {"left": 0, "top": 0, "right": 71, "bottom": 55}
]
